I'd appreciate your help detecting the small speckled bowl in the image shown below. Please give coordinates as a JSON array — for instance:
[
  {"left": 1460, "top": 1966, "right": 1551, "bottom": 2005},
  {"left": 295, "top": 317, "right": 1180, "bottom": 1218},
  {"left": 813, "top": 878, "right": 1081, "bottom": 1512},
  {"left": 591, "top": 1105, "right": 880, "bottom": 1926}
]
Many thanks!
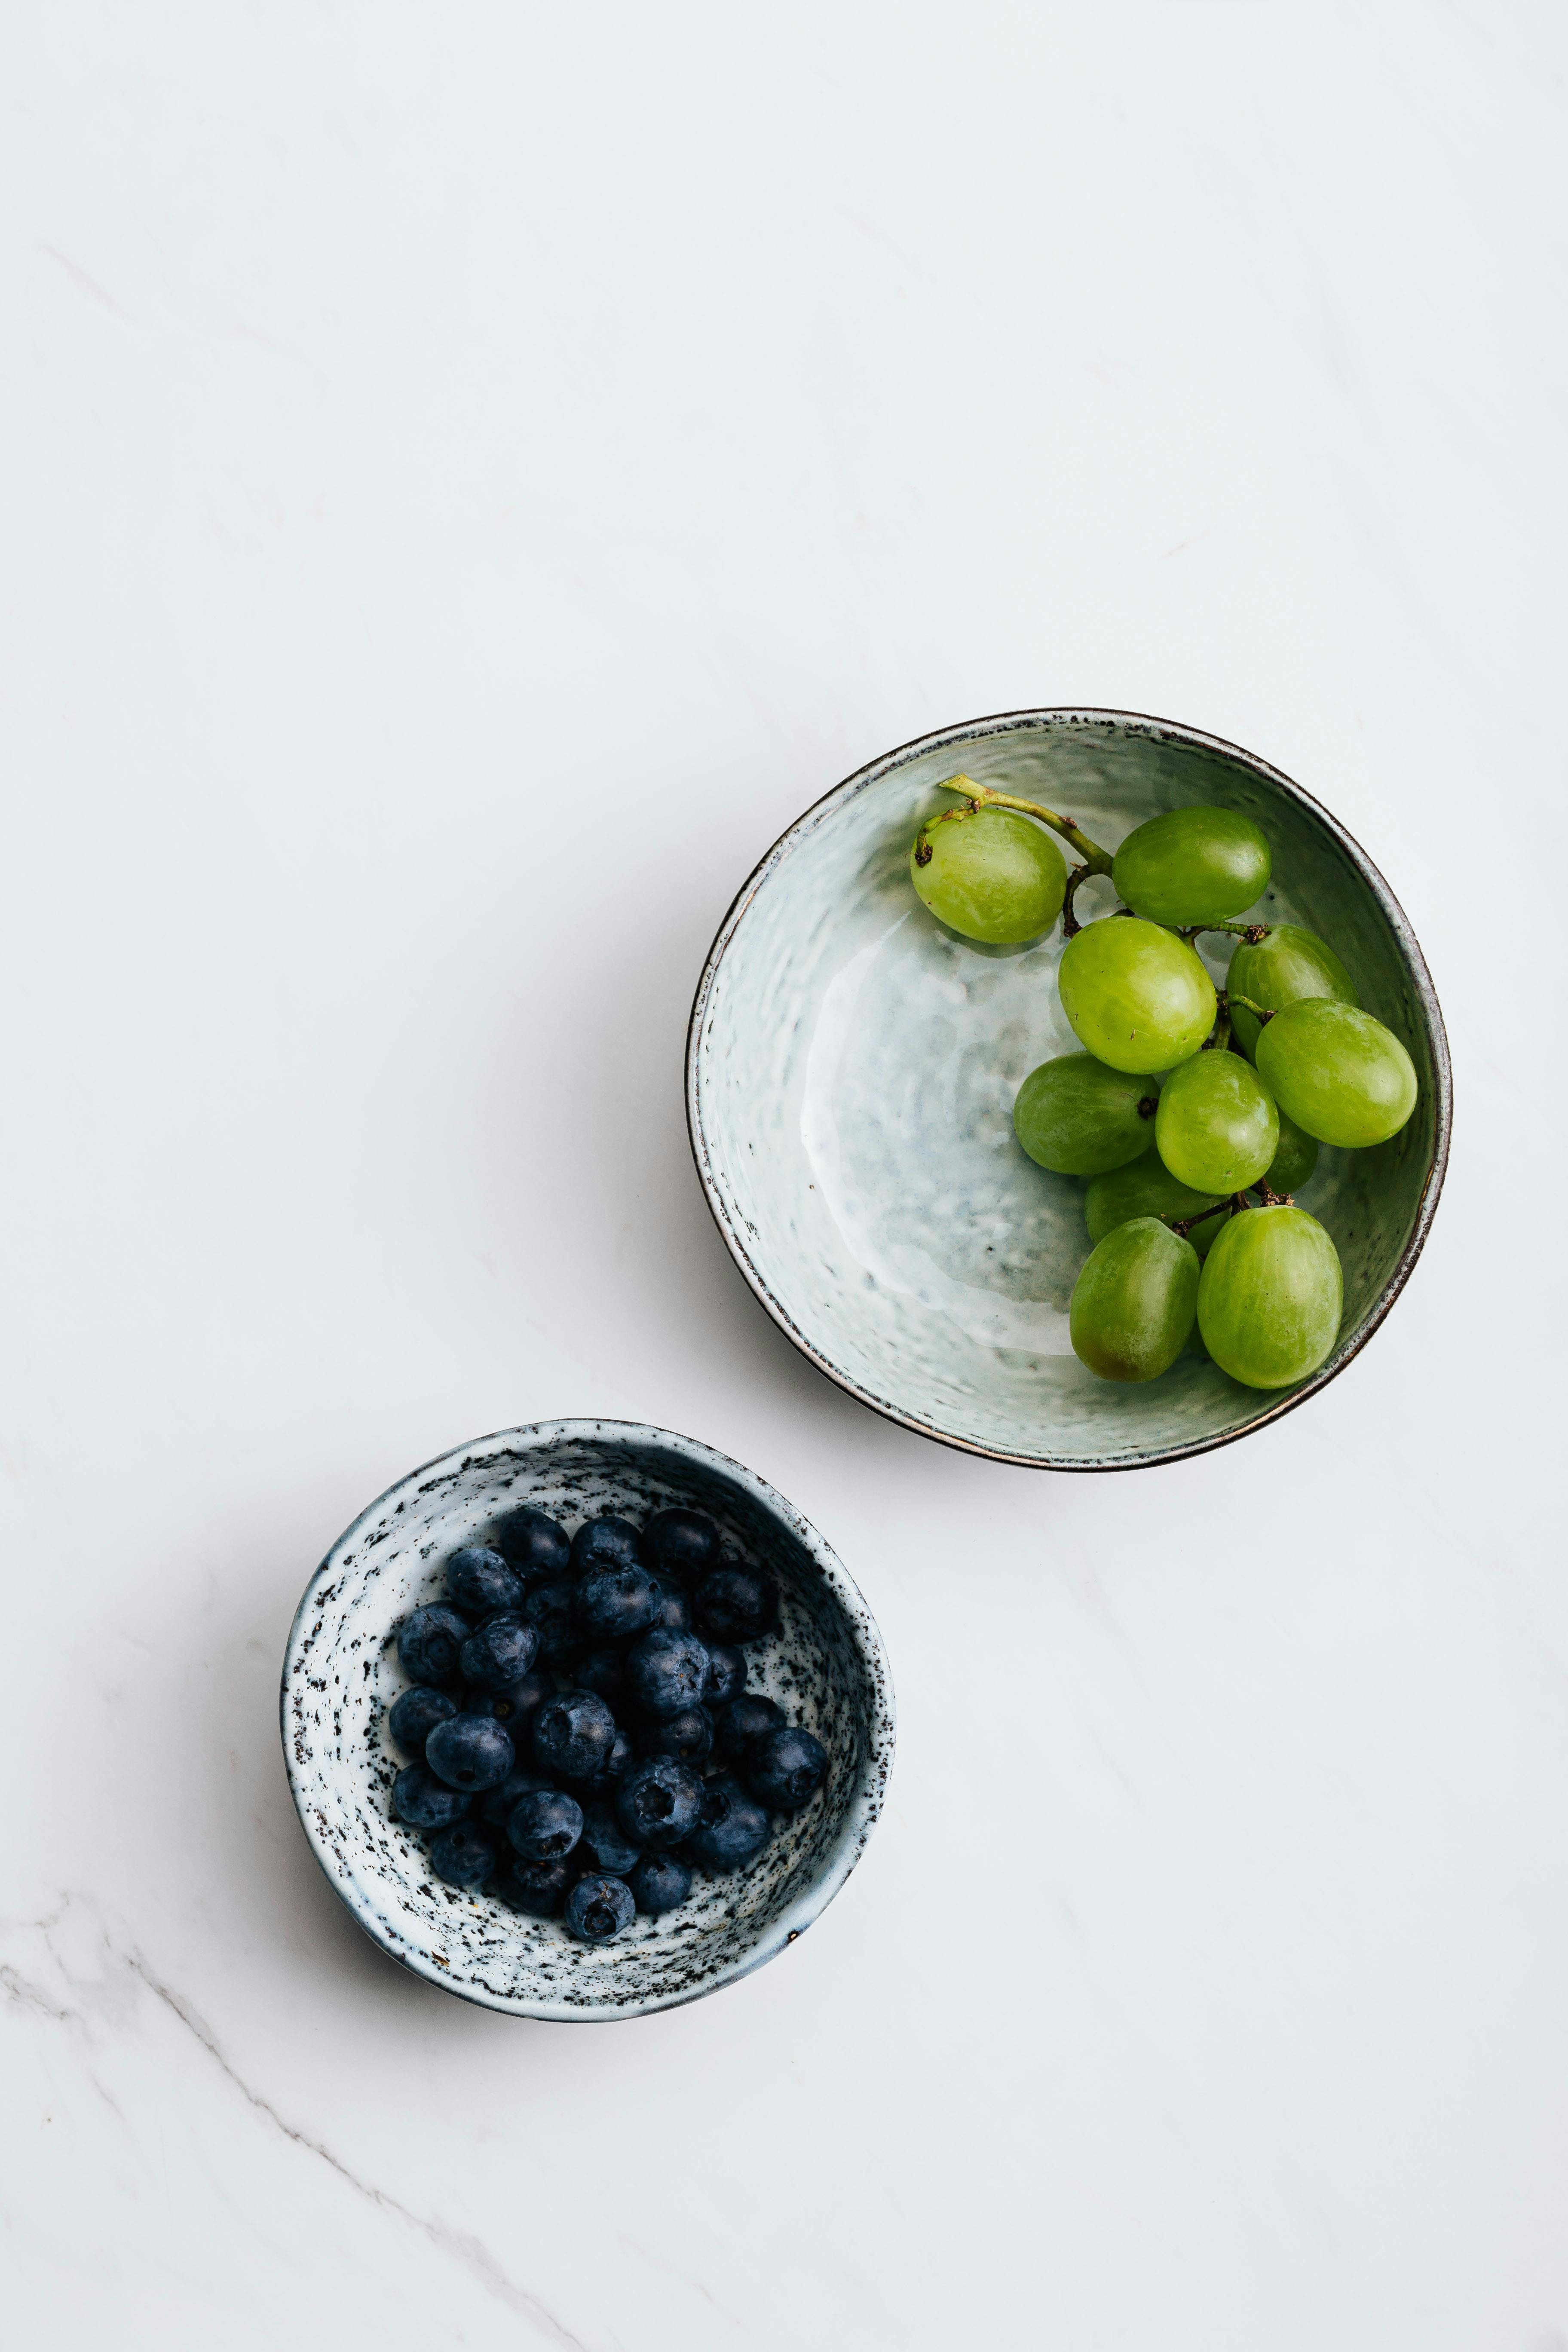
[
  {"left": 687, "top": 709, "right": 1451, "bottom": 1470},
  {"left": 281, "top": 1421, "right": 894, "bottom": 2021}
]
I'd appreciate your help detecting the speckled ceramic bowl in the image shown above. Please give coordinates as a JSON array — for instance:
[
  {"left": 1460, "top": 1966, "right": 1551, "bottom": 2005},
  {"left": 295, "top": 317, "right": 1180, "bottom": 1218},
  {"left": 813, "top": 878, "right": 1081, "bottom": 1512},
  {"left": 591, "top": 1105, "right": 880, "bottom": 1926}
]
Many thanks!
[
  {"left": 687, "top": 709, "right": 1450, "bottom": 1470},
  {"left": 281, "top": 1421, "right": 894, "bottom": 2021}
]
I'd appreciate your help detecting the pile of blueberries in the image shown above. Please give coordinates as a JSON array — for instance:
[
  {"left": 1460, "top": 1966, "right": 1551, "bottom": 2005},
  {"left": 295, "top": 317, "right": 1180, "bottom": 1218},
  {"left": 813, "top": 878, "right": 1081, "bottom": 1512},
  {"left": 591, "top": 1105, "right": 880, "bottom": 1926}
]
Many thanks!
[{"left": 385, "top": 1503, "right": 828, "bottom": 1944}]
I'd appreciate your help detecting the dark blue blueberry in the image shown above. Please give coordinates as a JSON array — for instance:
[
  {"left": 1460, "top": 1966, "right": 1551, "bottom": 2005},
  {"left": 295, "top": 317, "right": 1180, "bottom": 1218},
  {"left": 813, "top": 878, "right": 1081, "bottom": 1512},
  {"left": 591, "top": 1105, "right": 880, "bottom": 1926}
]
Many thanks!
[
  {"left": 503, "top": 1856, "right": 571, "bottom": 1917},
  {"left": 445, "top": 1545, "right": 524, "bottom": 1619},
  {"left": 694, "top": 1565, "right": 778, "bottom": 1645},
  {"left": 616, "top": 1756, "right": 703, "bottom": 1850},
  {"left": 639, "top": 1706, "right": 713, "bottom": 1767},
  {"left": 429, "top": 1821, "right": 499, "bottom": 1890},
  {"left": 711, "top": 1692, "right": 783, "bottom": 1765},
  {"left": 531, "top": 1689, "right": 616, "bottom": 1781},
  {"left": 570, "top": 1515, "right": 644, "bottom": 1577},
  {"left": 682, "top": 1773, "right": 771, "bottom": 1872},
  {"left": 498, "top": 1506, "right": 572, "bottom": 1582},
  {"left": 391, "top": 1763, "right": 472, "bottom": 1830},
  {"left": 701, "top": 1646, "right": 747, "bottom": 1708},
  {"left": 570, "top": 1725, "right": 634, "bottom": 1795},
  {"left": 458, "top": 1614, "right": 539, "bottom": 1691},
  {"left": 396, "top": 1604, "right": 472, "bottom": 1687},
  {"left": 625, "top": 1629, "right": 710, "bottom": 1718},
  {"left": 628, "top": 1852, "right": 692, "bottom": 1915},
  {"left": 578, "top": 1801, "right": 642, "bottom": 1877},
  {"left": 521, "top": 1580, "right": 576, "bottom": 1661},
  {"left": 424, "top": 1712, "right": 516, "bottom": 1793},
  {"left": 574, "top": 1563, "right": 658, "bottom": 1642},
  {"left": 463, "top": 1664, "right": 551, "bottom": 1731},
  {"left": 745, "top": 1724, "right": 829, "bottom": 1813},
  {"left": 643, "top": 1507, "right": 722, "bottom": 1586},
  {"left": 386, "top": 1685, "right": 457, "bottom": 1758},
  {"left": 508, "top": 1786, "right": 584, "bottom": 1862},
  {"left": 475, "top": 1767, "right": 553, "bottom": 1830},
  {"left": 576, "top": 1647, "right": 628, "bottom": 1705},
  {"left": 564, "top": 1874, "right": 635, "bottom": 1943},
  {"left": 646, "top": 1577, "right": 692, "bottom": 1635}
]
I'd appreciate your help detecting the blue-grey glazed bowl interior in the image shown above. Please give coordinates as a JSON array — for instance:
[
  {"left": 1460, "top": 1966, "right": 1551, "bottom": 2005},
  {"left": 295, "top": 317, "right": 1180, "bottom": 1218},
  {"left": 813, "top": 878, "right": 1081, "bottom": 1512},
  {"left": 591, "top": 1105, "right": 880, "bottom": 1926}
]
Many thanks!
[
  {"left": 281, "top": 1421, "right": 894, "bottom": 2021},
  {"left": 687, "top": 710, "right": 1450, "bottom": 1471}
]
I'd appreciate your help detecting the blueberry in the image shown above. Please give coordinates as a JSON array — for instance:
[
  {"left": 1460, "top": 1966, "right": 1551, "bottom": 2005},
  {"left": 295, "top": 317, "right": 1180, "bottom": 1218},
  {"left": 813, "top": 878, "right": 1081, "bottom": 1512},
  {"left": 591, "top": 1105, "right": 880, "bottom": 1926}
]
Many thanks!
[
  {"left": 498, "top": 1506, "right": 572, "bottom": 1582},
  {"left": 646, "top": 1577, "right": 693, "bottom": 1635},
  {"left": 531, "top": 1689, "right": 617, "bottom": 1781},
  {"left": 429, "top": 1821, "right": 499, "bottom": 1890},
  {"left": 639, "top": 1706, "right": 713, "bottom": 1767},
  {"left": 458, "top": 1614, "right": 539, "bottom": 1690},
  {"left": 711, "top": 1692, "right": 783, "bottom": 1764},
  {"left": 396, "top": 1604, "right": 472, "bottom": 1687},
  {"left": 625, "top": 1629, "right": 710, "bottom": 1718},
  {"left": 503, "top": 1856, "right": 571, "bottom": 1917},
  {"left": 574, "top": 1563, "right": 659, "bottom": 1642},
  {"left": 643, "top": 1507, "right": 722, "bottom": 1586},
  {"left": 628, "top": 1853, "right": 692, "bottom": 1915},
  {"left": 445, "top": 1545, "right": 524, "bottom": 1619},
  {"left": 701, "top": 1646, "right": 747, "bottom": 1707},
  {"left": 521, "top": 1580, "right": 576, "bottom": 1661},
  {"left": 464, "top": 1664, "right": 551, "bottom": 1730},
  {"left": 616, "top": 1757, "right": 703, "bottom": 1850},
  {"left": 570, "top": 1725, "right": 634, "bottom": 1795},
  {"left": 746, "top": 1726, "right": 828, "bottom": 1812},
  {"left": 424, "top": 1713, "right": 516, "bottom": 1792},
  {"left": 578, "top": 1801, "right": 642, "bottom": 1877},
  {"left": 508, "top": 1786, "right": 584, "bottom": 1862},
  {"left": 682, "top": 1773, "right": 771, "bottom": 1871},
  {"left": 386, "top": 1685, "right": 457, "bottom": 1758},
  {"left": 475, "top": 1766, "right": 553, "bottom": 1830},
  {"left": 570, "top": 1515, "right": 644, "bottom": 1576},
  {"left": 391, "top": 1764, "right": 472, "bottom": 1830},
  {"left": 576, "top": 1647, "right": 628, "bottom": 1705},
  {"left": 564, "top": 1874, "right": 635, "bottom": 1944},
  {"left": 694, "top": 1565, "right": 778, "bottom": 1645}
]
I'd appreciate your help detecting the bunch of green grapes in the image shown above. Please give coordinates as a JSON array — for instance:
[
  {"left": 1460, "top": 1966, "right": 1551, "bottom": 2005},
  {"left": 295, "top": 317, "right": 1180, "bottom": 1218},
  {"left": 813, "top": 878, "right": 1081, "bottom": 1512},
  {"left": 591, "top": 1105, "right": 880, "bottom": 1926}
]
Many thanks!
[{"left": 910, "top": 781, "right": 1419, "bottom": 1390}]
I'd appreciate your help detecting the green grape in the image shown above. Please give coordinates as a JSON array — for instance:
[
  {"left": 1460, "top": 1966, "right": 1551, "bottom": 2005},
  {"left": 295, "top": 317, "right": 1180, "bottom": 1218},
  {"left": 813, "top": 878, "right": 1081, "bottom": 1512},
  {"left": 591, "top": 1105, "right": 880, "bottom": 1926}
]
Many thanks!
[
  {"left": 1255, "top": 999, "right": 1418, "bottom": 1147},
  {"left": 1263, "top": 1107, "right": 1317, "bottom": 1196},
  {"left": 1084, "top": 1158, "right": 1230, "bottom": 1259},
  {"left": 1069, "top": 1216, "right": 1200, "bottom": 1382},
  {"left": 1013, "top": 1053, "right": 1158, "bottom": 1176},
  {"left": 910, "top": 808, "right": 1067, "bottom": 943},
  {"left": 1112, "top": 805, "right": 1272, "bottom": 927},
  {"left": 1227, "top": 923, "right": 1357, "bottom": 1057},
  {"left": 1154, "top": 1048, "right": 1279, "bottom": 1193},
  {"left": 1197, "top": 1204, "right": 1343, "bottom": 1387},
  {"left": 1057, "top": 917, "right": 1216, "bottom": 1075}
]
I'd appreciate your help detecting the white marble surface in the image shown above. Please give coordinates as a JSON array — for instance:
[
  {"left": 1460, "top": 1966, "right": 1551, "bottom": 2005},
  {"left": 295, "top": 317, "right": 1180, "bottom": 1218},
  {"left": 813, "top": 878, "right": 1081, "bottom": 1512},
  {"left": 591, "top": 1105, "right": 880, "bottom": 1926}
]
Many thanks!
[{"left": 3, "top": 5, "right": 1565, "bottom": 2345}]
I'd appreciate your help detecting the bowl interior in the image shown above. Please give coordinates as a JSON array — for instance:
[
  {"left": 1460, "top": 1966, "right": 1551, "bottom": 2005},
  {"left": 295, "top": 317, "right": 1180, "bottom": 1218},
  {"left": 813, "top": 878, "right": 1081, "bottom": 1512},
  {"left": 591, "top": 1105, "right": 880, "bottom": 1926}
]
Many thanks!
[
  {"left": 689, "top": 713, "right": 1448, "bottom": 1469},
  {"left": 283, "top": 1422, "right": 893, "bottom": 2020}
]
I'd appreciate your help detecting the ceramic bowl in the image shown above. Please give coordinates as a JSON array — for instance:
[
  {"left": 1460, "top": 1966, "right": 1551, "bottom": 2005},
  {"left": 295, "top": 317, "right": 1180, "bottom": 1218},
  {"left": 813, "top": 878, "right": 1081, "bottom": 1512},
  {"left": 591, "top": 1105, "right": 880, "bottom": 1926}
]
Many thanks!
[
  {"left": 687, "top": 709, "right": 1450, "bottom": 1471},
  {"left": 281, "top": 1421, "right": 894, "bottom": 2021}
]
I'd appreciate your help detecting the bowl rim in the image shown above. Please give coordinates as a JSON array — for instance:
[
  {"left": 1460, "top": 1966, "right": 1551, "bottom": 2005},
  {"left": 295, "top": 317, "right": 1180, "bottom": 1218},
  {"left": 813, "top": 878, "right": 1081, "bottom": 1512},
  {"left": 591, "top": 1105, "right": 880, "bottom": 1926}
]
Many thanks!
[
  {"left": 280, "top": 1417, "right": 896, "bottom": 2021},
  {"left": 685, "top": 706, "right": 1453, "bottom": 1472}
]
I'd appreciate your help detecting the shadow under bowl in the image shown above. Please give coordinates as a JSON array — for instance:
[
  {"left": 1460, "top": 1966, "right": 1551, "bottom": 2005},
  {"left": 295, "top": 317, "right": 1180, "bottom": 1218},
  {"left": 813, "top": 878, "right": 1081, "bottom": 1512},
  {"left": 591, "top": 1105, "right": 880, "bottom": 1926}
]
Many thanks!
[
  {"left": 281, "top": 1421, "right": 894, "bottom": 2020},
  {"left": 686, "top": 708, "right": 1450, "bottom": 1471}
]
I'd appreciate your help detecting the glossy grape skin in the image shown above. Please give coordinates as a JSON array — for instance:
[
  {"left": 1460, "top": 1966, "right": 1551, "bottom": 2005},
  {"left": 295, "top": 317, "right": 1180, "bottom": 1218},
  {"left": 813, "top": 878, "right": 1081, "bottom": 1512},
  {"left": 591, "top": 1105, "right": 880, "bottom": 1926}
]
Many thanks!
[
  {"left": 1057, "top": 917, "right": 1216, "bottom": 1075},
  {"left": 1263, "top": 1107, "right": 1318, "bottom": 1196},
  {"left": 1013, "top": 1053, "right": 1158, "bottom": 1176},
  {"left": 1227, "top": 923, "right": 1357, "bottom": 1057},
  {"left": 910, "top": 809, "right": 1067, "bottom": 944},
  {"left": 1256, "top": 999, "right": 1418, "bottom": 1147},
  {"left": 1069, "top": 1216, "right": 1200, "bottom": 1382},
  {"left": 1155, "top": 1048, "right": 1279, "bottom": 1194},
  {"left": 1197, "top": 1204, "right": 1342, "bottom": 1387},
  {"left": 1112, "top": 805, "right": 1271, "bottom": 927},
  {"left": 1084, "top": 1158, "right": 1229, "bottom": 1259}
]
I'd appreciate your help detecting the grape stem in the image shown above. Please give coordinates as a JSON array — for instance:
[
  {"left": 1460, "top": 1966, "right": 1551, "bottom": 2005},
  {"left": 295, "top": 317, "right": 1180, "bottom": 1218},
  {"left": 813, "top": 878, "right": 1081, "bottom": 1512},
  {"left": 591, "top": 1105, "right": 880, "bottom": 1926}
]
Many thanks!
[
  {"left": 1170, "top": 1179, "right": 1293, "bottom": 1240},
  {"left": 912, "top": 776, "right": 1115, "bottom": 884},
  {"left": 1203, "top": 997, "right": 1233, "bottom": 1054},
  {"left": 1178, "top": 921, "right": 1272, "bottom": 944},
  {"left": 1225, "top": 991, "right": 1274, "bottom": 1025}
]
